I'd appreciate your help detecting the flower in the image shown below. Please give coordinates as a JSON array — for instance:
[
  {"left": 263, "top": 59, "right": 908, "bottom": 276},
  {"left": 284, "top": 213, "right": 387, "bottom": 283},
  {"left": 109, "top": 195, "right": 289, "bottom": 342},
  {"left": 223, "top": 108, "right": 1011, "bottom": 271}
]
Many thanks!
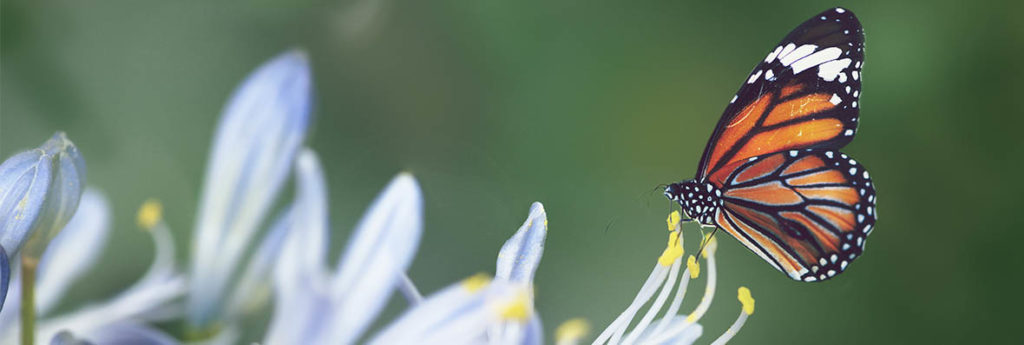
[
  {"left": 0, "top": 247, "right": 8, "bottom": 313},
  {"left": 0, "top": 189, "right": 183, "bottom": 344},
  {"left": 366, "top": 202, "right": 550, "bottom": 345},
  {"left": 0, "top": 132, "right": 86, "bottom": 259},
  {"left": 591, "top": 211, "right": 755, "bottom": 345},
  {"left": 261, "top": 149, "right": 423, "bottom": 345},
  {"left": 186, "top": 49, "right": 313, "bottom": 329}
]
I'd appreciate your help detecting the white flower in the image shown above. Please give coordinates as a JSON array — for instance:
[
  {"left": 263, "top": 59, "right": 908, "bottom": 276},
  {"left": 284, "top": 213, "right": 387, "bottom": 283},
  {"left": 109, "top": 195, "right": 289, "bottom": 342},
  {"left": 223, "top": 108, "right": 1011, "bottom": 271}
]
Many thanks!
[
  {"left": 186, "top": 49, "right": 313, "bottom": 329},
  {"left": 260, "top": 149, "right": 422, "bottom": 345},
  {"left": 366, "top": 202, "right": 549, "bottom": 345},
  {"left": 0, "top": 189, "right": 183, "bottom": 344},
  {"left": 592, "top": 211, "right": 755, "bottom": 345}
]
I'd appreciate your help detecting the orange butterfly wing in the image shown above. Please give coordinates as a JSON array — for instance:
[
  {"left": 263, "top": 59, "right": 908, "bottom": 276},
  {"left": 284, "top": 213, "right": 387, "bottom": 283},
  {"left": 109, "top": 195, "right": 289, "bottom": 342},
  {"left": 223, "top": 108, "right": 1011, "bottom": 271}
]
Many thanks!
[
  {"left": 695, "top": 8, "right": 865, "bottom": 180},
  {"left": 710, "top": 149, "right": 876, "bottom": 281}
]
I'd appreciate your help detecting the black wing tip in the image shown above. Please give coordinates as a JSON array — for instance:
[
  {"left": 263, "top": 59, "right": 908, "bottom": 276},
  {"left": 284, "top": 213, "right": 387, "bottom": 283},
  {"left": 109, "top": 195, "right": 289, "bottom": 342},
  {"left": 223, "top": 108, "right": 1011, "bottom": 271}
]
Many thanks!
[{"left": 816, "top": 7, "right": 861, "bottom": 24}]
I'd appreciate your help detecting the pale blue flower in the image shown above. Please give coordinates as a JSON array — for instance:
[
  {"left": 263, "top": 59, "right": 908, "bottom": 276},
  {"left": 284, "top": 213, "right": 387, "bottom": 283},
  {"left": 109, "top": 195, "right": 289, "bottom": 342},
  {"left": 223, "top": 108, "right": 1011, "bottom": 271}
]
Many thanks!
[
  {"left": 0, "top": 247, "right": 8, "bottom": 313},
  {"left": 366, "top": 203, "right": 550, "bottom": 345},
  {"left": 187, "top": 49, "right": 313, "bottom": 328},
  {"left": 261, "top": 149, "right": 423, "bottom": 345},
  {"left": 0, "top": 132, "right": 86, "bottom": 258},
  {"left": 0, "top": 189, "right": 182, "bottom": 344}
]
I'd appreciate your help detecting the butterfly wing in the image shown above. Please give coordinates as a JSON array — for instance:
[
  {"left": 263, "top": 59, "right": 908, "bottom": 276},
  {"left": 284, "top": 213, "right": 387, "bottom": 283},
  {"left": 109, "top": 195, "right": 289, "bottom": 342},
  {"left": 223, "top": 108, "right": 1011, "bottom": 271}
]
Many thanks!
[
  {"left": 709, "top": 149, "right": 876, "bottom": 282},
  {"left": 696, "top": 7, "right": 865, "bottom": 181}
]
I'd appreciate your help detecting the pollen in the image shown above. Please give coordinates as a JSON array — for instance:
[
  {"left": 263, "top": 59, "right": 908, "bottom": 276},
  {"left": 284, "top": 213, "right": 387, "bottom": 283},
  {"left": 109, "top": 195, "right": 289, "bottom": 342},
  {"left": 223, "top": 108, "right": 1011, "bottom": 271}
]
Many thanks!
[
  {"left": 556, "top": 318, "right": 590, "bottom": 343},
  {"left": 666, "top": 211, "right": 681, "bottom": 231},
  {"left": 499, "top": 291, "right": 532, "bottom": 321},
  {"left": 461, "top": 273, "right": 491, "bottom": 292},
  {"left": 136, "top": 199, "right": 163, "bottom": 230},
  {"left": 738, "top": 286, "right": 755, "bottom": 315},
  {"left": 658, "top": 231, "right": 684, "bottom": 266},
  {"left": 687, "top": 255, "right": 700, "bottom": 279}
]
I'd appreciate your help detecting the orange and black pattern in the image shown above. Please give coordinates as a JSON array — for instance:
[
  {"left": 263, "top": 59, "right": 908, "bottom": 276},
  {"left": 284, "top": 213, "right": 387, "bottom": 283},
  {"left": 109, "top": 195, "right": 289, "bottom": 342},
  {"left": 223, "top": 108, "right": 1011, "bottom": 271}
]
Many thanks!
[
  {"left": 714, "top": 149, "right": 875, "bottom": 281},
  {"left": 664, "top": 8, "right": 876, "bottom": 282}
]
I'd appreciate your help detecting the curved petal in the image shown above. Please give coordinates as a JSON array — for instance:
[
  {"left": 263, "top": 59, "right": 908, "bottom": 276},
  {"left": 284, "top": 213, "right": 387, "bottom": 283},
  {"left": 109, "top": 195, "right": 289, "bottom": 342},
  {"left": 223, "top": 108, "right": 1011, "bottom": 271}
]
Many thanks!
[
  {"left": 49, "top": 331, "right": 92, "bottom": 345},
  {"left": 0, "top": 148, "right": 52, "bottom": 255},
  {"left": 327, "top": 173, "right": 423, "bottom": 344},
  {"left": 264, "top": 150, "right": 330, "bottom": 345},
  {"left": 82, "top": 322, "right": 179, "bottom": 345},
  {"left": 367, "top": 277, "right": 526, "bottom": 345},
  {"left": 36, "top": 188, "right": 111, "bottom": 314},
  {"left": 24, "top": 132, "right": 87, "bottom": 258},
  {"left": 188, "top": 49, "right": 313, "bottom": 326},
  {"left": 226, "top": 206, "right": 294, "bottom": 317},
  {"left": 496, "top": 202, "right": 547, "bottom": 284},
  {"left": 0, "top": 246, "right": 8, "bottom": 313}
]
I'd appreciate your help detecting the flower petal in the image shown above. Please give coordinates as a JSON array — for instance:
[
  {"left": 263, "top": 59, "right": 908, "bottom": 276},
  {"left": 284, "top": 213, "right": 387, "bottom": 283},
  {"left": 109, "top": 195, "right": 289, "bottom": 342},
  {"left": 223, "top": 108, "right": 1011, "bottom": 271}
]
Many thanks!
[
  {"left": 188, "top": 49, "right": 313, "bottom": 326},
  {"left": 23, "top": 132, "right": 87, "bottom": 258},
  {"left": 49, "top": 330, "right": 92, "bottom": 345},
  {"left": 0, "top": 145, "right": 53, "bottom": 255},
  {"left": 36, "top": 188, "right": 111, "bottom": 314},
  {"left": 264, "top": 150, "right": 331, "bottom": 345},
  {"left": 225, "top": 206, "right": 294, "bottom": 317},
  {"left": 81, "top": 322, "right": 178, "bottom": 345},
  {"left": 326, "top": 173, "right": 423, "bottom": 344},
  {"left": 367, "top": 275, "right": 526, "bottom": 345},
  {"left": 496, "top": 202, "right": 547, "bottom": 284},
  {"left": 0, "top": 246, "right": 8, "bottom": 313}
]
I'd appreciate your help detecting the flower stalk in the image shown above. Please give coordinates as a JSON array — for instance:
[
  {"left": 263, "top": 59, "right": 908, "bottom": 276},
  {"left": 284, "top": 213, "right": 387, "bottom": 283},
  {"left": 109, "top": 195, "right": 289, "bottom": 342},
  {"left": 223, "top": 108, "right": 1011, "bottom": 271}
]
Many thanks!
[{"left": 20, "top": 257, "right": 37, "bottom": 345}]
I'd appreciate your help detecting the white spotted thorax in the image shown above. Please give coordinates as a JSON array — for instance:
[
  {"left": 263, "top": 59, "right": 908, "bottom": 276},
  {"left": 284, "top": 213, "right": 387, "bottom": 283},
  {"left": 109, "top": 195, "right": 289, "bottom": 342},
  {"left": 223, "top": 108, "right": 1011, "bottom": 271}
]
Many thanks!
[{"left": 664, "top": 181, "right": 722, "bottom": 225}]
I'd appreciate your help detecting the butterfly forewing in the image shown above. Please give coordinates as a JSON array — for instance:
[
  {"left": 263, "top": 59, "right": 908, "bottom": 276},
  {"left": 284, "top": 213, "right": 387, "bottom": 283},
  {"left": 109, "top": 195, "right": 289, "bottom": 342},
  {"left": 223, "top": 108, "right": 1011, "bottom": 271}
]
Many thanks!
[
  {"left": 696, "top": 8, "right": 865, "bottom": 180},
  {"left": 712, "top": 149, "right": 876, "bottom": 281}
]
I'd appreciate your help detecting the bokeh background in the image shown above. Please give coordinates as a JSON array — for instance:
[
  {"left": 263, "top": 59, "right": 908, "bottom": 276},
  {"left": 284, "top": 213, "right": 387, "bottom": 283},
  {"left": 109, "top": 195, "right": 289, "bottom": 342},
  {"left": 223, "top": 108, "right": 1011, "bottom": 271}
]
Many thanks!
[{"left": 3, "top": 0, "right": 1023, "bottom": 343}]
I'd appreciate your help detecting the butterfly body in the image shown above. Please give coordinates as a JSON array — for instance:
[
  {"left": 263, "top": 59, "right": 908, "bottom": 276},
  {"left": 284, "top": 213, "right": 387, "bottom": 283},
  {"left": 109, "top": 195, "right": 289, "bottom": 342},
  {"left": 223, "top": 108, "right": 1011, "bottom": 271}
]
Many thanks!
[{"left": 665, "top": 8, "right": 876, "bottom": 282}]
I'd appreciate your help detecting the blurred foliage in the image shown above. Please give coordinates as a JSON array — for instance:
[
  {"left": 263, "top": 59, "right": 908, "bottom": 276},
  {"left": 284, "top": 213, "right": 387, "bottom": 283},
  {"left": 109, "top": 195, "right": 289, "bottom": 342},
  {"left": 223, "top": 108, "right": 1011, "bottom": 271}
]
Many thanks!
[{"left": 2, "top": 0, "right": 1023, "bottom": 343}]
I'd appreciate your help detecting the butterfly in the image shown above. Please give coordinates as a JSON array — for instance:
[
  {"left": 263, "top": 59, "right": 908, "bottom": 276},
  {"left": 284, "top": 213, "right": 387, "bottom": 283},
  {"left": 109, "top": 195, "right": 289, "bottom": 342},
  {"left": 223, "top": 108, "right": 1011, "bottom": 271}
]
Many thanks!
[{"left": 664, "top": 7, "right": 876, "bottom": 282}]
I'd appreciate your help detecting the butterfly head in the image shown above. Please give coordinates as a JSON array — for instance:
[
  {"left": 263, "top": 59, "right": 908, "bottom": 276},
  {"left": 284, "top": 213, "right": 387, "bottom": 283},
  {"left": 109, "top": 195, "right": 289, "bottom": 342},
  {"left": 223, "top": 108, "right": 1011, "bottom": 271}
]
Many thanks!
[{"left": 665, "top": 180, "right": 722, "bottom": 225}]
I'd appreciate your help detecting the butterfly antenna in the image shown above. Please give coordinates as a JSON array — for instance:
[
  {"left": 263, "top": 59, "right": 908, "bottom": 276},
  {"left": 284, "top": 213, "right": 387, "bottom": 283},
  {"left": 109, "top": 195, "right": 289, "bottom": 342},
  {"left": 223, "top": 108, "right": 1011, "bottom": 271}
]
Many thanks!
[{"left": 695, "top": 226, "right": 720, "bottom": 259}]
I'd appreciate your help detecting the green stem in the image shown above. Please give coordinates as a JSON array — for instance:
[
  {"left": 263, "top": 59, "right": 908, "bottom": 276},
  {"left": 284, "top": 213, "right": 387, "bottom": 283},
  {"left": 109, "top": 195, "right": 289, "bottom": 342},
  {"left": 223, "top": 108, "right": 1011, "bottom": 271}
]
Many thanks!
[{"left": 20, "top": 257, "right": 37, "bottom": 345}]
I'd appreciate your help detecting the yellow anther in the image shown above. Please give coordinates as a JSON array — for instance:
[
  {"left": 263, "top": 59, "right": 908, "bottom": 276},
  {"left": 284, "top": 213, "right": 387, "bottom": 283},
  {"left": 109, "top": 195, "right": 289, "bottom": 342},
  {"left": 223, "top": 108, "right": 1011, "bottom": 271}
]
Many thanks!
[
  {"left": 666, "top": 211, "right": 681, "bottom": 231},
  {"left": 658, "top": 231, "right": 684, "bottom": 266},
  {"left": 687, "top": 255, "right": 700, "bottom": 278},
  {"left": 685, "top": 314, "right": 696, "bottom": 323},
  {"left": 499, "top": 291, "right": 532, "bottom": 321},
  {"left": 461, "top": 273, "right": 491, "bottom": 292},
  {"left": 136, "top": 199, "right": 163, "bottom": 230},
  {"left": 701, "top": 233, "right": 718, "bottom": 258},
  {"left": 555, "top": 318, "right": 590, "bottom": 343},
  {"left": 738, "top": 286, "right": 755, "bottom": 315}
]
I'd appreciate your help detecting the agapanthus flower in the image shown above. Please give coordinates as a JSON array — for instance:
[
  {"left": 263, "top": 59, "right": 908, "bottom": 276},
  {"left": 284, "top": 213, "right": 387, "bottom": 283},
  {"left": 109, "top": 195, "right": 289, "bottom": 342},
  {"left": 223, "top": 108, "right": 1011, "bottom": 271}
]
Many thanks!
[
  {"left": 591, "top": 211, "right": 755, "bottom": 345},
  {"left": 0, "top": 189, "right": 183, "bottom": 344},
  {"left": 186, "top": 49, "right": 313, "bottom": 331},
  {"left": 0, "top": 132, "right": 86, "bottom": 260},
  {"left": 367, "top": 203, "right": 549, "bottom": 345}
]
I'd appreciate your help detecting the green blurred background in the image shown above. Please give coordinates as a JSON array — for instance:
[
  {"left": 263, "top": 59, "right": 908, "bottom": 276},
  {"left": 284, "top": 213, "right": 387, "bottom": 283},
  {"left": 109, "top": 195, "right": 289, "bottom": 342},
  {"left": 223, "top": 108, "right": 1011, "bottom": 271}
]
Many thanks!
[{"left": 3, "top": 0, "right": 1022, "bottom": 343}]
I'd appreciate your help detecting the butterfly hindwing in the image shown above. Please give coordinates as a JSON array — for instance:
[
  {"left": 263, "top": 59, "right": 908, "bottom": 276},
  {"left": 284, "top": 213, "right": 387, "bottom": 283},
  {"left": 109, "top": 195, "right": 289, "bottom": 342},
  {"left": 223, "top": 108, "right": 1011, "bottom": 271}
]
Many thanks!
[
  {"left": 711, "top": 148, "right": 876, "bottom": 281},
  {"left": 696, "top": 8, "right": 865, "bottom": 180}
]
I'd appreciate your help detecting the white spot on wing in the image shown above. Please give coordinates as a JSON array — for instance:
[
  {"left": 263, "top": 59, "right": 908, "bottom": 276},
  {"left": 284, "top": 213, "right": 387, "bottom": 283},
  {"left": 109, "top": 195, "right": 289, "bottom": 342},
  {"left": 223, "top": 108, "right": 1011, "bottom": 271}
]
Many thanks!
[
  {"left": 765, "top": 69, "right": 775, "bottom": 80},
  {"left": 830, "top": 94, "right": 842, "bottom": 105},
  {"left": 791, "top": 47, "right": 842, "bottom": 74},
  {"left": 818, "top": 58, "right": 852, "bottom": 82},
  {"left": 765, "top": 45, "right": 783, "bottom": 63},
  {"left": 777, "top": 43, "right": 797, "bottom": 62},
  {"left": 730, "top": 95, "right": 737, "bottom": 103},
  {"left": 748, "top": 69, "right": 763, "bottom": 84},
  {"left": 836, "top": 8, "right": 846, "bottom": 13},
  {"left": 779, "top": 44, "right": 818, "bottom": 66}
]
